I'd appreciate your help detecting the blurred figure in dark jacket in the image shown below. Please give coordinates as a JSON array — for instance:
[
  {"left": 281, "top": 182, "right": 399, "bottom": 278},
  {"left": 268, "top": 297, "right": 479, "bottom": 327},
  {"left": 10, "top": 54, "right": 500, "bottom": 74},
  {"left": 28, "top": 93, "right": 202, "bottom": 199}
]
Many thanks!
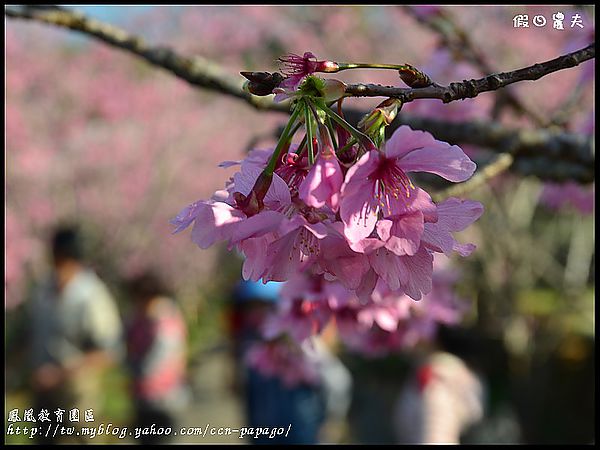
[{"left": 227, "top": 280, "right": 351, "bottom": 444}]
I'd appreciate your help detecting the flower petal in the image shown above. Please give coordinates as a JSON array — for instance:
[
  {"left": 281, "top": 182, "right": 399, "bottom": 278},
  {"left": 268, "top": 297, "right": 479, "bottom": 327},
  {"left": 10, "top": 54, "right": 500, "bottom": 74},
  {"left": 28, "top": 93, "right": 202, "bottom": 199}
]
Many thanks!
[
  {"left": 436, "top": 198, "right": 484, "bottom": 231},
  {"left": 190, "top": 202, "right": 244, "bottom": 249},
  {"left": 233, "top": 167, "right": 291, "bottom": 210},
  {"left": 264, "top": 172, "right": 292, "bottom": 209},
  {"left": 318, "top": 236, "right": 370, "bottom": 290},
  {"left": 240, "top": 236, "right": 272, "bottom": 281},
  {"left": 421, "top": 198, "right": 483, "bottom": 256},
  {"left": 453, "top": 242, "right": 476, "bottom": 256},
  {"left": 369, "top": 250, "right": 407, "bottom": 291},
  {"left": 298, "top": 153, "right": 343, "bottom": 211},
  {"left": 355, "top": 268, "right": 379, "bottom": 303},
  {"left": 384, "top": 125, "right": 443, "bottom": 160},
  {"left": 170, "top": 200, "right": 203, "bottom": 234},
  {"left": 231, "top": 210, "right": 286, "bottom": 243},
  {"left": 386, "top": 187, "right": 438, "bottom": 222},
  {"left": 342, "top": 149, "right": 380, "bottom": 186},
  {"left": 340, "top": 175, "right": 379, "bottom": 243},
  {"left": 421, "top": 224, "right": 455, "bottom": 255},
  {"left": 382, "top": 211, "right": 425, "bottom": 256},
  {"left": 375, "top": 219, "right": 393, "bottom": 241},
  {"left": 397, "top": 246, "right": 434, "bottom": 301},
  {"left": 304, "top": 221, "right": 329, "bottom": 239},
  {"left": 399, "top": 142, "right": 476, "bottom": 182},
  {"left": 263, "top": 232, "right": 305, "bottom": 282}
]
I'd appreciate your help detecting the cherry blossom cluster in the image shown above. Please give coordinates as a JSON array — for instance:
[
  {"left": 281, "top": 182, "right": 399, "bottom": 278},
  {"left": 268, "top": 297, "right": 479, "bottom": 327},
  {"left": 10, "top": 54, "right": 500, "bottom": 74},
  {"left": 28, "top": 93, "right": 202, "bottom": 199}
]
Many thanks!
[
  {"left": 241, "top": 258, "right": 469, "bottom": 385},
  {"left": 172, "top": 52, "right": 484, "bottom": 377}
]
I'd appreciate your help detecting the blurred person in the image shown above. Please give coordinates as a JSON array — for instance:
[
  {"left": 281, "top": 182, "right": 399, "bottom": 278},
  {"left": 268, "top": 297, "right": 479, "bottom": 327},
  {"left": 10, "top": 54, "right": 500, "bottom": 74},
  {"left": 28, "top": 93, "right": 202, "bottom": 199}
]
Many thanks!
[
  {"left": 125, "top": 270, "right": 189, "bottom": 444},
  {"left": 227, "top": 280, "right": 320, "bottom": 444},
  {"left": 309, "top": 329, "right": 353, "bottom": 443},
  {"left": 228, "top": 280, "right": 283, "bottom": 383},
  {"left": 227, "top": 280, "right": 352, "bottom": 445},
  {"left": 392, "top": 339, "right": 486, "bottom": 444},
  {"left": 28, "top": 225, "right": 123, "bottom": 443}
]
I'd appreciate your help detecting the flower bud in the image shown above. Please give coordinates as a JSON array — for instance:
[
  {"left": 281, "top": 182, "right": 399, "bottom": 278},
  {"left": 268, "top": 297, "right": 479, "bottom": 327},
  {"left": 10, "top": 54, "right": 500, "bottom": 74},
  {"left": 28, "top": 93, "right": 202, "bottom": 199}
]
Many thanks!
[
  {"left": 234, "top": 191, "right": 262, "bottom": 217},
  {"left": 241, "top": 71, "right": 285, "bottom": 96},
  {"left": 358, "top": 98, "right": 403, "bottom": 147},
  {"left": 398, "top": 64, "right": 433, "bottom": 88}
]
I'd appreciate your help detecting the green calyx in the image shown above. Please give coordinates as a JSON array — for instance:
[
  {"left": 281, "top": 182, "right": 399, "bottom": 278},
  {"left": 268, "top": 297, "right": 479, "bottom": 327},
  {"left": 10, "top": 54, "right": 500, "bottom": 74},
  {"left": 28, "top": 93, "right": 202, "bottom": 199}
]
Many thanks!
[
  {"left": 358, "top": 98, "right": 403, "bottom": 148},
  {"left": 298, "top": 75, "right": 327, "bottom": 97},
  {"left": 296, "top": 76, "right": 346, "bottom": 104}
]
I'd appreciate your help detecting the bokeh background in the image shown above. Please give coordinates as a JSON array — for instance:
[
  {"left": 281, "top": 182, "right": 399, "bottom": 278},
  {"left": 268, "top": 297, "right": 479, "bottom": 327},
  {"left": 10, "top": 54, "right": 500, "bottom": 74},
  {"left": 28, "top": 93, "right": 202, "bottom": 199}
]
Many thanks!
[{"left": 5, "top": 5, "right": 595, "bottom": 444}]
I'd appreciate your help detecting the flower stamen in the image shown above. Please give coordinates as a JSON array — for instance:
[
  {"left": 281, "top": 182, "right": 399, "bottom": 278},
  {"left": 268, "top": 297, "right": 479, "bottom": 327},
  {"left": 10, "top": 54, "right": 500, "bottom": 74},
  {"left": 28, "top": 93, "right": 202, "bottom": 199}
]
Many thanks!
[{"left": 369, "top": 158, "right": 415, "bottom": 216}]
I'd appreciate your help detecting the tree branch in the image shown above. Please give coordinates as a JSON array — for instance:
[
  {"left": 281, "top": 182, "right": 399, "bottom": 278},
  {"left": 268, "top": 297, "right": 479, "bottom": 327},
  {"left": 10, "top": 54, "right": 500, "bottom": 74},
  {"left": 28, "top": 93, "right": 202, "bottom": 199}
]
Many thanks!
[
  {"left": 389, "top": 113, "right": 594, "bottom": 184},
  {"left": 4, "top": 5, "right": 287, "bottom": 112},
  {"left": 344, "top": 43, "right": 595, "bottom": 103},
  {"left": 284, "top": 111, "right": 593, "bottom": 184},
  {"left": 6, "top": 5, "right": 595, "bottom": 186},
  {"left": 6, "top": 6, "right": 594, "bottom": 108}
]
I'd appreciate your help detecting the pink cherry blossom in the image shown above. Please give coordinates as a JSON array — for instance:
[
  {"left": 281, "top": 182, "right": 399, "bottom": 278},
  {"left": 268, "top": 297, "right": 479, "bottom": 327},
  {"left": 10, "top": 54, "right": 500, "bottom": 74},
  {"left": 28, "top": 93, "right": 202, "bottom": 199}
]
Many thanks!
[
  {"left": 278, "top": 52, "right": 339, "bottom": 91},
  {"left": 171, "top": 162, "right": 292, "bottom": 249},
  {"left": 346, "top": 187, "right": 437, "bottom": 256},
  {"left": 333, "top": 260, "right": 468, "bottom": 356},
  {"left": 245, "top": 339, "right": 321, "bottom": 387},
  {"left": 368, "top": 244, "right": 434, "bottom": 301},
  {"left": 298, "top": 135, "right": 344, "bottom": 212},
  {"left": 254, "top": 215, "right": 330, "bottom": 282},
  {"left": 340, "top": 125, "right": 476, "bottom": 244}
]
